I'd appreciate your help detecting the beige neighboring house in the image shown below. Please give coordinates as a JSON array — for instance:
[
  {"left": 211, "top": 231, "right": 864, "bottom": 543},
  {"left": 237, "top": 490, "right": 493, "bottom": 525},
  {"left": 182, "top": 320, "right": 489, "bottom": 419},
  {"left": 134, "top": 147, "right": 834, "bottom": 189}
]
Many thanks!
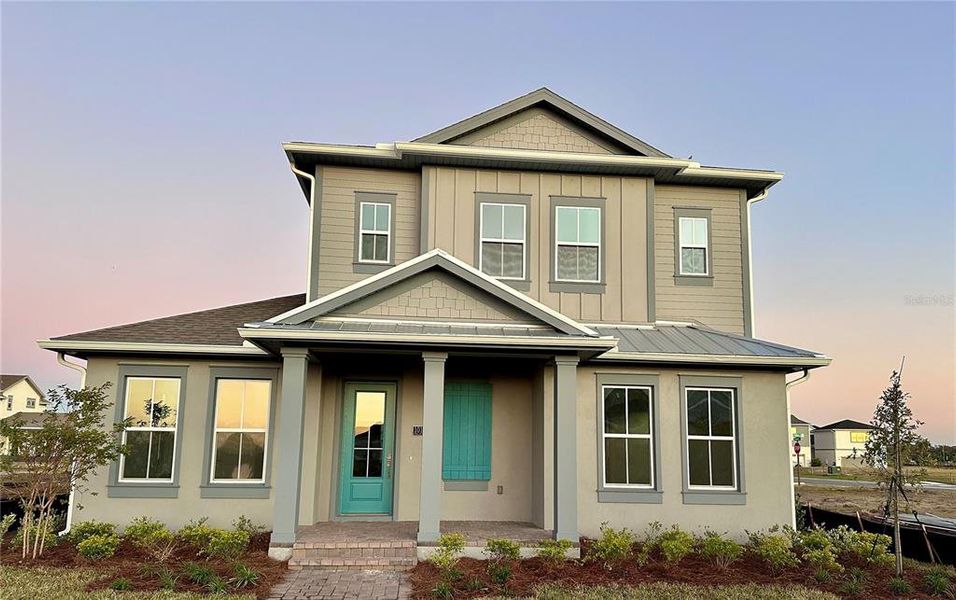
[
  {"left": 38, "top": 88, "right": 831, "bottom": 561},
  {"left": 1, "top": 375, "right": 46, "bottom": 418},
  {"left": 811, "top": 419, "right": 874, "bottom": 468},
  {"left": 789, "top": 415, "right": 812, "bottom": 467}
]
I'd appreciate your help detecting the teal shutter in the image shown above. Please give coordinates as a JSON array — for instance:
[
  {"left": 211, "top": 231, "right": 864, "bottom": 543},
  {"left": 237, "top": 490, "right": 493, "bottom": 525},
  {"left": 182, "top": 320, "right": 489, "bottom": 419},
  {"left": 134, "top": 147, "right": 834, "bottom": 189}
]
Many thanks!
[{"left": 442, "top": 383, "right": 492, "bottom": 481}]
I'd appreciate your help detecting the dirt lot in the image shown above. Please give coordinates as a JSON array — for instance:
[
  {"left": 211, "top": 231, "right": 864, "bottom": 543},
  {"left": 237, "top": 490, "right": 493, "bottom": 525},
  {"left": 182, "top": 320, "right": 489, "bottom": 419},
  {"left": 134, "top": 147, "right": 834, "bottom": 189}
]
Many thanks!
[{"left": 797, "top": 484, "right": 956, "bottom": 519}]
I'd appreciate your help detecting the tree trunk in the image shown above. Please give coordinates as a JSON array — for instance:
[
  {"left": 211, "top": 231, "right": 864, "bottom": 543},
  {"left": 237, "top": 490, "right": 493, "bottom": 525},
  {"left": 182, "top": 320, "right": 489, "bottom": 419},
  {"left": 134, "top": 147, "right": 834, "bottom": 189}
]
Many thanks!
[{"left": 893, "top": 477, "right": 902, "bottom": 575}]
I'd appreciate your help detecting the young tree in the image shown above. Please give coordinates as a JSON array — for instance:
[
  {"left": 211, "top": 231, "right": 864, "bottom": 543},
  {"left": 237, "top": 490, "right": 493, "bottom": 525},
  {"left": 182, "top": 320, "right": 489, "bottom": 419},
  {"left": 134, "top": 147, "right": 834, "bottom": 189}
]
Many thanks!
[
  {"left": 0, "top": 384, "right": 124, "bottom": 559},
  {"left": 863, "top": 369, "right": 926, "bottom": 575}
]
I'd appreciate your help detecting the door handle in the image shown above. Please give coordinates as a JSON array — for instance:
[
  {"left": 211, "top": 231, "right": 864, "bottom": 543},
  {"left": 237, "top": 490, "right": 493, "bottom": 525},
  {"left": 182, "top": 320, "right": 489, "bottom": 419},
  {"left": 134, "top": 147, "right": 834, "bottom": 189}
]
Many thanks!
[{"left": 385, "top": 453, "right": 393, "bottom": 478}]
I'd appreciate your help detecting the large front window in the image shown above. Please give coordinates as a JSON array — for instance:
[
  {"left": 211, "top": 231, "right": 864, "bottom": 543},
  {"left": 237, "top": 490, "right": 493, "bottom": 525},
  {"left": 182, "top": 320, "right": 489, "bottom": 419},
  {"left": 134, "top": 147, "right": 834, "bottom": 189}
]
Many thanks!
[
  {"left": 479, "top": 202, "right": 526, "bottom": 279},
  {"left": 686, "top": 387, "right": 737, "bottom": 489},
  {"left": 602, "top": 385, "right": 653, "bottom": 487},
  {"left": 120, "top": 377, "right": 180, "bottom": 481},
  {"left": 358, "top": 201, "right": 391, "bottom": 263},
  {"left": 555, "top": 206, "right": 600, "bottom": 282},
  {"left": 211, "top": 379, "right": 270, "bottom": 482}
]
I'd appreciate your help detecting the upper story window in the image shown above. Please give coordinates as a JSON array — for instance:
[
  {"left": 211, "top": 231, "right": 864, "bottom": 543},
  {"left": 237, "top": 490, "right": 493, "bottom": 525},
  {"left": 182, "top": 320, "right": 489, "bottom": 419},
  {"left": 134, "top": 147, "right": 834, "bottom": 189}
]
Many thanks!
[
  {"left": 211, "top": 379, "right": 271, "bottom": 483},
  {"left": 359, "top": 201, "right": 391, "bottom": 263},
  {"left": 555, "top": 205, "right": 601, "bottom": 282},
  {"left": 119, "top": 377, "right": 181, "bottom": 482},
  {"left": 602, "top": 385, "right": 654, "bottom": 488},
  {"left": 26, "top": 398, "right": 36, "bottom": 409},
  {"left": 479, "top": 202, "right": 526, "bottom": 279},
  {"left": 850, "top": 432, "right": 869, "bottom": 443},
  {"left": 5, "top": 397, "right": 11, "bottom": 411},
  {"left": 679, "top": 216, "right": 709, "bottom": 275},
  {"left": 685, "top": 387, "right": 737, "bottom": 489}
]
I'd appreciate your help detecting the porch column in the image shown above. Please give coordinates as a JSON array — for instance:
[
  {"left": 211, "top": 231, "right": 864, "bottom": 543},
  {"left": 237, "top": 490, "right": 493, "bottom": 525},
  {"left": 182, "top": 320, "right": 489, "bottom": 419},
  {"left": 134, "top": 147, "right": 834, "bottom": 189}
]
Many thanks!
[
  {"left": 269, "top": 347, "right": 311, "bottom": 559},
  {"left": 418, "top": 351, "right": 448, "bottom": 543},
  {"left": 554, "top": 355, "right": 579, "bottom": 542}
]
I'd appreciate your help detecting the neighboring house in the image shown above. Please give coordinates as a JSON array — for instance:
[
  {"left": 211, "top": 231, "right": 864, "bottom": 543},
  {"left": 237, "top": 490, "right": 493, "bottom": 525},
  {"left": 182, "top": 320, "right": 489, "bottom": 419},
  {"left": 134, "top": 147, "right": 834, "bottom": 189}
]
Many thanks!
[
  {"left": 811, "top": 419, "right": 874, "bottom": 468},
  {"left": 0, "top": 411, "right": 70, "bottom": 456},
  {"left": 0, "top": 375, "right": 46, "bottom": 419},
  {"left": 38, "top": 88, "right": 830, "bottom": 559},
  {"left": 789, "top": 415, "right": 812, "bottom": 467}
]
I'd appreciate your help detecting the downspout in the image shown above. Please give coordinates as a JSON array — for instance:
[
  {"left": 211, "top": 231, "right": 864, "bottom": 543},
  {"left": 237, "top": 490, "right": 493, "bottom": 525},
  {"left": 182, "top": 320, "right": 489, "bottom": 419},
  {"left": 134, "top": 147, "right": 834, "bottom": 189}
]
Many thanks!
[
  {"left": 745, "top": 189, "right": 769, "bottom": 336},
  {"left": 290, "top": 161, "right": 317, "bottom": 302},
  {"left": 785, "top": 368, "right": 812, "bottom": 529},
  {"left": 56, "top": 353, "right": 87, "bottom": 536}
]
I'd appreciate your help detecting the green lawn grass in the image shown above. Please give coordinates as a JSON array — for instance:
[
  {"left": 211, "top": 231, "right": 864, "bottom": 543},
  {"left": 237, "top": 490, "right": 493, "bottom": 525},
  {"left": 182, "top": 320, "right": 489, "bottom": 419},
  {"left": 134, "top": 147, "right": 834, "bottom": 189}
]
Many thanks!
[
  {"left": 485, "top": 583, "right": 839, "bottom": 600},
  {"left": 796, "top": 466, "right": 956, "bottom": 484},
  {"left": 0, "top": 566, "right": 253, "bottom": 600}
]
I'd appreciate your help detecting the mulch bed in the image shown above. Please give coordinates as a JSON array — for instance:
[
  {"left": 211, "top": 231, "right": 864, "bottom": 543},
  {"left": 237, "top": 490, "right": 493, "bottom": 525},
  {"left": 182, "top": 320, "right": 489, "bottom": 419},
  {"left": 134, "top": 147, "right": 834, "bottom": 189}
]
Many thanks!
[
  {"left": 2, "top": 532, "right": 287, "bottom": 599},
  {"left": 407, "top": 540, "right": 947, "bottom": 599}
]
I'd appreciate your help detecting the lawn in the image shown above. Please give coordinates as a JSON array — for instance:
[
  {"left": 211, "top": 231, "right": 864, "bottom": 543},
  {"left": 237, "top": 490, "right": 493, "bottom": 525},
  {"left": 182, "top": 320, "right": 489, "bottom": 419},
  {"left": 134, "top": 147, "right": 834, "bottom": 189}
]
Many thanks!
[
  {"left": 0, "top": 566, "right": 252, "bottom": 600},
  {"left": 797, "top": 466, "right": 956, "bottom": 485},
  {"left": 486, "top": 582, "right": 839, "bottom": 599},
  {"left": 797, "top": 484, "right": 956, "bottom": 519}
]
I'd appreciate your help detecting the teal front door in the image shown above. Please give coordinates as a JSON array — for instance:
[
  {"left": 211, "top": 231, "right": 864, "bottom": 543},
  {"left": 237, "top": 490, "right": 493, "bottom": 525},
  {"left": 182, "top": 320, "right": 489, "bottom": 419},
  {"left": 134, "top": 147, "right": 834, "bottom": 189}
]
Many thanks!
[{"left": 338, "top": 382, "right": 396, "bottom": 515}]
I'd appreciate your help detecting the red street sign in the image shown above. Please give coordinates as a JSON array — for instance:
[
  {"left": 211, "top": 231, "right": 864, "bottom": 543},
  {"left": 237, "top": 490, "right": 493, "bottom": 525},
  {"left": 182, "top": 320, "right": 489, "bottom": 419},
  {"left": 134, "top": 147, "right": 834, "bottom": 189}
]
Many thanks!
[{"left": 793, "top": 442, "right": 802, "bottom": 455}]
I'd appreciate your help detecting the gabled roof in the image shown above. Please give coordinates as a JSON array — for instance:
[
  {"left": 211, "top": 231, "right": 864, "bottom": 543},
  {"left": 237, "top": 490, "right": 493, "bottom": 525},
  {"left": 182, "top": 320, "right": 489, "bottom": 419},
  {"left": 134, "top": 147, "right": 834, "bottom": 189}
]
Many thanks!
[
  {"left": 413, "top": 87, "right": 670, "bottom": 158},
  {"left": 0, "top": 374, "right": 43, "bottom": 398},
  {"left": 814, "top": 419, "right": 874, "bottom": 431},
  {"left": 262, "top": 249, "right": 599, "bottom": 338},
  {"left": 1, "top": 411, "right": 70, "bottom": 428},
  {"left": 791, "top": 415, "right": 811, "bottom": 426}
]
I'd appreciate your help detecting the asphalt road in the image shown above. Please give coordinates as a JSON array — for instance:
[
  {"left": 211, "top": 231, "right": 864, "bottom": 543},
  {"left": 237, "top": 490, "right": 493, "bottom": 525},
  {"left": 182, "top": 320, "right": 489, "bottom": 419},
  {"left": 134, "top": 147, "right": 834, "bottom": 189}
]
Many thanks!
[{"left": 799, "top": 477, "right": 956, "bottom": 491}]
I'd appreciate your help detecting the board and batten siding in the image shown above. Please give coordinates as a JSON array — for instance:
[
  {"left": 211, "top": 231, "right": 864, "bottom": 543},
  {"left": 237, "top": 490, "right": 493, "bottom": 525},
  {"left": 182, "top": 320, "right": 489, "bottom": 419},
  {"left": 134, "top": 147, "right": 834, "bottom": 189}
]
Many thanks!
[
  {"left": 316, "top": 167, "right": 421, "bottom": 296},
  {"left": 421, "top": 166, "right": 649, "bottom": 323},
  {"left": 654, "top": 185, "right": 746, "bottom": 334}
]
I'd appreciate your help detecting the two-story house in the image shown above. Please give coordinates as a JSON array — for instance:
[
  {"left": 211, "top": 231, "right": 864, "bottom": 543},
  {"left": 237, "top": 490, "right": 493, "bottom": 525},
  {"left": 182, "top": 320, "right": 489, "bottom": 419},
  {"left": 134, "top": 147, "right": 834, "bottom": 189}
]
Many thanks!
[
  {"left": 40, "top": 89, "right": 830, "bottom": 562},
  {"left": 0, "top": 374, "right": 46, "bottom": 418}
]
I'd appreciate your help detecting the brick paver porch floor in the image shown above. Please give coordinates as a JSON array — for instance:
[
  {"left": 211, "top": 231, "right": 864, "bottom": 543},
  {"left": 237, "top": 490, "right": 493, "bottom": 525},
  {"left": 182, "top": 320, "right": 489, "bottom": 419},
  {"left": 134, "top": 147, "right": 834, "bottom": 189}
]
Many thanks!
[{"left": 295, "top": 520, "right": 552, "bottom": 546}]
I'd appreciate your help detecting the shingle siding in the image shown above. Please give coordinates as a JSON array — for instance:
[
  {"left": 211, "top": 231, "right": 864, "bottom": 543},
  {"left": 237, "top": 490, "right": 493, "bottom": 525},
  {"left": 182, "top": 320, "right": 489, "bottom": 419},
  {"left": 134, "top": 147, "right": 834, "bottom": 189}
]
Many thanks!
[{"left": 470, "top": 113, "right": 613, "bottom": 155}]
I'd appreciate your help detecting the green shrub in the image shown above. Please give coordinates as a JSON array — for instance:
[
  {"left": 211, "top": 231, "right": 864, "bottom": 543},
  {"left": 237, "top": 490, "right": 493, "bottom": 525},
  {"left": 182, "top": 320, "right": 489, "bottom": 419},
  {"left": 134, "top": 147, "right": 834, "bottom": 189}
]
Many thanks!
[
  {"left": 814, "top": 567, "right": 831, "bottom": 583},
  {"left": 698, "top": 531, "right": 742, "bottom": 570},
  {"left": 430, "top": 532, "right": 467, "bottom": 574},
  {"left": 10, "top": 519, "right": 59, "bottom": 550},
  {"left": 204, "top": 529, "right": 250, "bottom": 561},
  {"left": 804, "top": 548, "right": 843, "bottom": 574},
  {"left": 839, "top": 577, "right": 862, "bottom": 596},
  {"left": 586, "top": 522, "right": 633, "bottom": 567},
  {"left": 231, "top": 515, "right": 266, "bottom": 537},
  {"left": 432, "top": 581, "right": 453, "bottom": 599},
  {"left": 76, "top": 533, "right": 120, "bottom": 560},
  {"left": 66, "top": 520, "right": 116, "bottom": 545},
  {"left": 123, "top": 516, "right": 168, "bottom": 545},
  {"left": 157, "top": 567, "right": 178, "bottom": 590},
  {"left": 488, "top": 561, "right": 512, "bottom": 584},
  {"left": 635, "top": 521, "right": 663, "bottom": 566},
  {"left": 0, "top": 514, "right": 18, "bottom": 539},
  {"left": 484, "top": 538, "right": 520, "bottom": 562},
  {"left": 748, "top": 530, "right": 799, "bottom": 574},
  {"left": 230, "top": 563, "right": 260, "bottom": 589},
  {"left": 658, "top": 525, "right": 695, "bottom": 564},
  {"left": 923, "top": 567, "right": 952, "bottom": 596},
  {"left": 182, "top": 561, "right": 216, "bottom": 585},
  {"left": 536, "top": 539, "right": 573, "bottom": 562},
  {"left": 797, "top": 528, "right": 842, "bottom": 573},
  {"left": 177, "top": 517, "right": 216, "bottom": 548},
  {"left": 110, "top": 577, "right": 131, "bottom": 591},
  {"left": 889, "top": 575, "right": 911, "bottom": 595},
  {"left": 206, "top": 577, "right": 228, "bottom": 594},
  {"left": 810, "top": 457, "right": 823, "bottom": 467},
  {"left": 826, "top": 525, "right": 893, "bottom": 566}
]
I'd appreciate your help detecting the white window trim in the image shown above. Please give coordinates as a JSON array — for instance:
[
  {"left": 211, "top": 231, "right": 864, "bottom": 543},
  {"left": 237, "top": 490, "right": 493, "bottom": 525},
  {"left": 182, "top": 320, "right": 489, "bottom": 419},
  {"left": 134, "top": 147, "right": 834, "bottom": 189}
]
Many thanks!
[
  {"left": 210, "top": 379, "right": 270, "bottom": 484},
  {"left": 685, "top": 387, "right": 737, "bottom": 490},
  {"left": 118, "top": 377, "right": 180, "bottom": 483},
  {"left": 601, "top": 384, "right": 654, "bottom": 489},
  {"left": 26, "top": 398, "right": 36, "bottom": 408},
  {"left": 554, "top": 205, "right": 602, "bottom": 283},
  {"left": 678, "top": 216, "right": 709, "bottom": 276},
  {"left": 478, "top": 202, "right": 527, "bottom": 281},
  {"left": 358, "top": 201, "right": 392, "bottom": 264}
]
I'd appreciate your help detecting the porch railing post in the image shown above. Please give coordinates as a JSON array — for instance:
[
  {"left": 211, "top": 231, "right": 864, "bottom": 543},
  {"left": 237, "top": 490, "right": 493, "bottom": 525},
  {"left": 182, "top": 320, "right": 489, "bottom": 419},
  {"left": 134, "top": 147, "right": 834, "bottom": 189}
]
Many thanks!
[
  {"left": 554, "top": 355, "right": 579, "bottom": 542},
  {"left": 418, "top": 351, "right": 448, "bottom": 543},
  {"left": 269, "top": 347, "right": 311, "bottom": 560}
]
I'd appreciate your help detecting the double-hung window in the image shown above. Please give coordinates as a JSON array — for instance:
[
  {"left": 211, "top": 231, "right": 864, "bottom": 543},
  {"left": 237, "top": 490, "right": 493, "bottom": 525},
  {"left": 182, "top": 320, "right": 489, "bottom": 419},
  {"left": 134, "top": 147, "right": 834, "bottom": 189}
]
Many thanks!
[
  {"left": 678, "top": 216, "right": 709, "bottom": 275},
  {"left": 602, "top": 385, "right": 653, "bottom": 487},
  {"left": 5, "top": 397, "right": 11, "bottom": 411},
  {"left": 555, "top": 205, "right": 601, "bottom": 282},
  {"left": 211, "top": 379, "right": 270, "bottom": 483},
  {"left": 479, "top": 202, "right": 526, "bottom": 279},
  {"left": 358, "top": 201, "right": 391, "bottom": 263},
  {"left": 120, "top": 377, "right": 180, "bottom": 482},
  {"left": 26, "top": 398, "right": 36, "bottom": 409},
  {"left": 850, "top": 432, "right": 869, "bottom": 443},
  {"left": 686, "top": 387, "right": 737, "bottom": 489}
]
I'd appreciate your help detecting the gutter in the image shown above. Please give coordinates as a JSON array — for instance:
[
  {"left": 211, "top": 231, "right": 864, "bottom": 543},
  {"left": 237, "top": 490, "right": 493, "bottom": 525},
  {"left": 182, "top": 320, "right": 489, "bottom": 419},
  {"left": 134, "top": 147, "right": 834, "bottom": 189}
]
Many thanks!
[
  {"left": 745, "top": 189, "right": 769, "bottom": 335},
  {"left": 785, "top": 368, "right": 813, "bottom": 529},
  {"left": 55, "top": 353, "right": 87, "bottom": 537}
]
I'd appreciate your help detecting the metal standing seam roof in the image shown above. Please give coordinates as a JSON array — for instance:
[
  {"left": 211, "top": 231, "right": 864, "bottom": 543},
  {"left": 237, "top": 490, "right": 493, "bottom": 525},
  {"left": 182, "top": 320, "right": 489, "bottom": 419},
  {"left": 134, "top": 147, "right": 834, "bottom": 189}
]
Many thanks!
[
  {"left": 253, "top": 319, "right": 572, "bottom": 339},
  {"left": 593, "top": 325, "right": 825, "bottom": 359}
]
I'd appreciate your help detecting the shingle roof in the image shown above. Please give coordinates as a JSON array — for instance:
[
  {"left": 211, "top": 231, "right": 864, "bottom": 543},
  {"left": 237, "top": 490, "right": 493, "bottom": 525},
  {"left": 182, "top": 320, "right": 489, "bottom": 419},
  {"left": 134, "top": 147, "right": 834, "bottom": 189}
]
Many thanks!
[
  {"left": 791, "top": 415, "right": 811, "bottom": 426},
  {"left": 1, "top": 375, "right": 28, "bottom": 391},
  {"left": 593, "top": 325, "right": 824, "bottom": 359},
  {"left": 51, "top": 294, "right": 305, "bottom": 346},
  {"left": 0, "top": 411, "right": 69, "bottom": 427},
  {"left": 814, "top": 419, "right": 874, "bottom": 431}
]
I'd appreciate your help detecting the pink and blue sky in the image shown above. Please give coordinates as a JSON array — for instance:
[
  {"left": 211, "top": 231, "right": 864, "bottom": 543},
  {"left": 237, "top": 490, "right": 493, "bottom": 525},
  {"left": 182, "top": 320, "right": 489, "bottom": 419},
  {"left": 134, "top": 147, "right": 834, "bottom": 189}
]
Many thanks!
[{"left": 1, "top": 3, "right": 953, "bottom": 442}]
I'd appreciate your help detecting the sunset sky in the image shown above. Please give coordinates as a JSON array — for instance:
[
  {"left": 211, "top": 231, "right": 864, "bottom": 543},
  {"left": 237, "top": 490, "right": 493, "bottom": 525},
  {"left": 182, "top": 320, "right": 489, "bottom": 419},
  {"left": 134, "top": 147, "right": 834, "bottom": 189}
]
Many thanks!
[{"left": 2, "top": 3, "right": 953, "bottom": 443}]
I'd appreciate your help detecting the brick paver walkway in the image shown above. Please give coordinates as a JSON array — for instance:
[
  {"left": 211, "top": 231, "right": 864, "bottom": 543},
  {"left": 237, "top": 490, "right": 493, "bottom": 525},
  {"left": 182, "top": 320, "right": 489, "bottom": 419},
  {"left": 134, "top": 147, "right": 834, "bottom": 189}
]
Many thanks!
[{"left": 267, "top": 569, "right": 411, "bottom": 600}]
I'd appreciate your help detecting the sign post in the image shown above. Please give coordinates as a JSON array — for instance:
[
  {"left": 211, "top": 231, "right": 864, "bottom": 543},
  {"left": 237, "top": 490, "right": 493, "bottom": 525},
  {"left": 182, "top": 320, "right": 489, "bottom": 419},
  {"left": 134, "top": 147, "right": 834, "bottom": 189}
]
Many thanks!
[{"left": 793, "top": 442, "right": 802, "bottom": 485}]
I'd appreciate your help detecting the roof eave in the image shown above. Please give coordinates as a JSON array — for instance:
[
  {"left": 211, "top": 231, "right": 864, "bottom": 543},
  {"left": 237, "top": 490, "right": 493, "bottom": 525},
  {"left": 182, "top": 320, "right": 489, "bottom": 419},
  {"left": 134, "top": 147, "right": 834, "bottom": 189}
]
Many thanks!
[{"left": 37, "top": 339, "right": 270, "bottom": 359}]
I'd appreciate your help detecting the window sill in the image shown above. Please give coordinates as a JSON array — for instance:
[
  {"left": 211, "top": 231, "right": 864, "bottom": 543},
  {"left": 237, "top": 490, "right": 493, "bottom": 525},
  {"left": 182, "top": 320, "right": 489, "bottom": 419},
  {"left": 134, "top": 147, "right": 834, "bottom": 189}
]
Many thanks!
[
  {"left": 443, "top": 480, "right": 489, "bottom": 492},
  {"left": 674, "top": 275, "right": 714, "bottom": 287},
  {"left": 548, "top": 281, "right": 606, "bottom": 294},
  {"left": 598, "top": 488, "right": 663, "bottom": 504},
  {"left": 353, "top": 262, "right": 394, "bottom": 274},
  {"left": 200, "top": 485, "right": 271, "bottom": 499},
  {"left": 681, "top": 490, "right": 746, "bottom": 505},
  {"left": 107, "top": 484, "right": 179, "bottom": 498}
]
